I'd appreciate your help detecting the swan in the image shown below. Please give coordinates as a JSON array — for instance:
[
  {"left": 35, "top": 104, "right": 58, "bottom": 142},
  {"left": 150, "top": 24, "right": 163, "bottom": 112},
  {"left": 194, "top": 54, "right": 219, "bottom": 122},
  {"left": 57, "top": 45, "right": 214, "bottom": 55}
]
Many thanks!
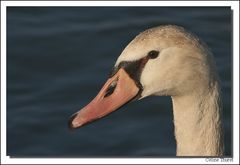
[{"left": 68, "top": 25, "right": 224, "bottom": 156}]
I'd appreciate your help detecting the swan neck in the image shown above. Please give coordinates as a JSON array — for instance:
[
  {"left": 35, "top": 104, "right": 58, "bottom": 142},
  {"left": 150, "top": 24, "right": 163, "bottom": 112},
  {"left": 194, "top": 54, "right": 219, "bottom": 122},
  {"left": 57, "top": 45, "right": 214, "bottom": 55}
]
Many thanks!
[{"left": 172, "top": 82, "right": 224, "bottom": 156}]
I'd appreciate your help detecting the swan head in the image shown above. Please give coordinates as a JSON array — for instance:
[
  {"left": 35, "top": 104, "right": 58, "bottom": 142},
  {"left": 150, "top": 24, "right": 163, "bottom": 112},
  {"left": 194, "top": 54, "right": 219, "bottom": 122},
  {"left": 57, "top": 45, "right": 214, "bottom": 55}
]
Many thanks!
[{"left": 69, "top": 25, "right": 216, "bottom": 129}]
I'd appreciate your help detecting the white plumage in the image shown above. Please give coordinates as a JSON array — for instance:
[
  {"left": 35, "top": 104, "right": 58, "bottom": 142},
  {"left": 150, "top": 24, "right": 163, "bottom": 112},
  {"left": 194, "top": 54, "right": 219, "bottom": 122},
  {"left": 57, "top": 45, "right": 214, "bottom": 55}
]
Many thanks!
[{"left": 116, "top": 25, "right": 224, "bottom": 156}]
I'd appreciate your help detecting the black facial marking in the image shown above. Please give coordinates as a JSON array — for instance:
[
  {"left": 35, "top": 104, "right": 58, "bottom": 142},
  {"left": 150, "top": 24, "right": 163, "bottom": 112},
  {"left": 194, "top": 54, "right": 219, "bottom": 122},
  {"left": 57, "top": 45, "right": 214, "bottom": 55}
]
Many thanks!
[
  {"left": 109, "top": 66, "right": 119, "bottom": 78},
  {"left": 109, "top": 50, "right": 159, "bottom": 78},
  {"left": 108, "top": 50, "right": 160, "bottom": 99},
  {"left": 108, "top": 57, "right": 149, "bottom": 99},
  {"left": 148, "top": 50, "right": 159, "bottom": 59},
  {"left": 118, "top": 57, "right": 148, "bottom": 89}
]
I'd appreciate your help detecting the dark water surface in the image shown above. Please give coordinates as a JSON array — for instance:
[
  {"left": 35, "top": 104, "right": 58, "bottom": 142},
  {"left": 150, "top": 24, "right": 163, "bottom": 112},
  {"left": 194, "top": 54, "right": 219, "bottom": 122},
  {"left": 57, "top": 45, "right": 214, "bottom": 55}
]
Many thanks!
[{"left": 7, "top": 7, "right": 232, "bottom": 157}]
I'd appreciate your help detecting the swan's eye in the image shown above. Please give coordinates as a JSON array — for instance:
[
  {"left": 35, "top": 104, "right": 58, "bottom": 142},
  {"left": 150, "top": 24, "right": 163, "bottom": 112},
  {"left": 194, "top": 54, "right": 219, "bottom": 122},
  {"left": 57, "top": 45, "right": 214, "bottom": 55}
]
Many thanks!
[{"left": 148, "top": 50, "right": 159, "bottom": 59}]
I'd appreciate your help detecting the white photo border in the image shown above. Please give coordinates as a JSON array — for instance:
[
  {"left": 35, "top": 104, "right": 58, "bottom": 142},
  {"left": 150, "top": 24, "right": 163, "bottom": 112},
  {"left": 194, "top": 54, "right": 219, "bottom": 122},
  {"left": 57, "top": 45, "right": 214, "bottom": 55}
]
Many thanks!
[{"left": 1, "top": 1, "right": 239, "bottom": 164}]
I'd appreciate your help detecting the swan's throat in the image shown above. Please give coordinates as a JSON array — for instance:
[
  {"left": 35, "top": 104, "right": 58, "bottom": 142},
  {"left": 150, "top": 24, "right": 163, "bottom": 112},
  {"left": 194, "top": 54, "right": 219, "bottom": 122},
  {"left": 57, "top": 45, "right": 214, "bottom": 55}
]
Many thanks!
[{"left": 171, "top": 82, "right": 224, "bottom": 156}]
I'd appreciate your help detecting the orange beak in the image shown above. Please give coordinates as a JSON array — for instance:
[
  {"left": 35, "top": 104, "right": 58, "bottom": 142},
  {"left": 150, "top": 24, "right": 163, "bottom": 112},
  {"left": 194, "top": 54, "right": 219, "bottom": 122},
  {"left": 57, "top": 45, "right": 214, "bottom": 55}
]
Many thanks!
[{"left": 68, "top": 68, "right": 140, "bottom": 129}]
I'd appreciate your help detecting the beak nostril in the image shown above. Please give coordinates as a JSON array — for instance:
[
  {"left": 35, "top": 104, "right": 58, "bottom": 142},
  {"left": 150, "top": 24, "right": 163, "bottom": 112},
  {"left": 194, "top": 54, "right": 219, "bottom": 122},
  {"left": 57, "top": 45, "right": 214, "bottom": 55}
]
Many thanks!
[{"left": 104, "top": 77, "right": 118, "bottom": 98}]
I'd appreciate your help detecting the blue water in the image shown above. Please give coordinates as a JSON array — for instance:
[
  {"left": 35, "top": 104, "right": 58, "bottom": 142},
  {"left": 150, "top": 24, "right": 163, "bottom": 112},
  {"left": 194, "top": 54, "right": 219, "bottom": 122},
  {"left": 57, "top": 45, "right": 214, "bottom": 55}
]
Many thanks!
[{"left": 7, "top": 7, "right": 232, "bottom": 157}]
